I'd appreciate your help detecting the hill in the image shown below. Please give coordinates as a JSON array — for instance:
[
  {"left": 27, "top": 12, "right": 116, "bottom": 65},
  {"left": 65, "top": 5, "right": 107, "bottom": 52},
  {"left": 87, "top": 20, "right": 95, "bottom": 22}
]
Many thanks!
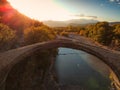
[
  {"left": 43, "top": 19, "right": 98, "bottom": 27},
  {"left": 0, "top": 0, "right": 57, "bottom": 52},
  {"left": 109, "top": 22, "right": 120, "bottom": 25},
  {"left": 0, "top": 0, "right": 43, "bottom": 38}
]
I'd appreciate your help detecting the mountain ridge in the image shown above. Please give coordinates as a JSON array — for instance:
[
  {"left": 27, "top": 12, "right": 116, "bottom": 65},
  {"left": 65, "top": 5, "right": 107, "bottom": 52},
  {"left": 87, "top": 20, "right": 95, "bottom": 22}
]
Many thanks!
[
  {"left": 1, "top": 0, "right": 120, "bottom": 28},
  {"left": 43, "top": 19, "right": 99, "bottom": 27}
]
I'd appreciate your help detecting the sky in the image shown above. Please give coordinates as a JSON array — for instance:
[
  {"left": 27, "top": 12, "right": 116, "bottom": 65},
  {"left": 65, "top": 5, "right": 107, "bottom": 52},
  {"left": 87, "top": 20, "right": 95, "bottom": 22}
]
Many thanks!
[{"left": 7, "top": 0, "right": 120, "bottom": 22}]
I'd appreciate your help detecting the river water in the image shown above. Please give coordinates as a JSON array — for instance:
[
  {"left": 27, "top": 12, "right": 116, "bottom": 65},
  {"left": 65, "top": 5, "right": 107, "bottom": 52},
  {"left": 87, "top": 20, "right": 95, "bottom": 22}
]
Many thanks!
[{"left": 55, "top": 47, "right": 115, "bottom": 90}]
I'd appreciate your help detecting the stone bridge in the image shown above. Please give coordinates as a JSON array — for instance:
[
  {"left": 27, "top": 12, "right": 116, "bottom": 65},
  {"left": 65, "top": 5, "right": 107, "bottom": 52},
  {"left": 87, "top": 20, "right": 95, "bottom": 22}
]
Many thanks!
[{"left": 0, "top": 37, "right": 120, "bottom": 89}]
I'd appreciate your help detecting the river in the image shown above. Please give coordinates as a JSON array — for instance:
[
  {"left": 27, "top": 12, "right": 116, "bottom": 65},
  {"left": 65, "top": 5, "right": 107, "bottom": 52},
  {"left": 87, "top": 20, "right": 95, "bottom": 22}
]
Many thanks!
[{"left": 55, "top": 47, "right": 115, "bottom": 90}]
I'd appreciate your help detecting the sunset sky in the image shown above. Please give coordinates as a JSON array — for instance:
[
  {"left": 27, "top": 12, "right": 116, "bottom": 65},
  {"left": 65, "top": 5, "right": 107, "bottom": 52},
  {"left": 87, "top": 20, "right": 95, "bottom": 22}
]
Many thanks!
[{"left": 7, "top": 0, "right": 120, "bottom": 22}]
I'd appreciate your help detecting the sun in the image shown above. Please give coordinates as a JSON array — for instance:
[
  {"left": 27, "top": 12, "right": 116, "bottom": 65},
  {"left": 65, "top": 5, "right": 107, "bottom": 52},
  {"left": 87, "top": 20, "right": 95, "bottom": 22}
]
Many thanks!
[{"left": 7, "top": 0, "right": 72, "bottom": 21}]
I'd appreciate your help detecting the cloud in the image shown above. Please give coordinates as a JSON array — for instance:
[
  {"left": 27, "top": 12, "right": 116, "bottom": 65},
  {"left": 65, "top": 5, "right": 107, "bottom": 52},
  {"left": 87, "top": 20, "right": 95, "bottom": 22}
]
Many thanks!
[
  {"left": 74, "top": 14, "right": 85, "bottom": 17},
  {"left": 109, "top": 0, "right": 120, "bottom": 5},
  {"left": 109, "top": 0, "right": 120, "bottom": 2},
  {"left": 116, "top": 0, "right": 120, "bottom": 2},
  {"left": 100, "top": 3, "right": 104, "bottom": 6},
  {"left": 87, "top": 16, "right": 98, "bottom": 19},
  {"left": 109, "top": 0, "right": 115, "bottom": 2},
  {"left": 73, "top": 14, "right": 98, "bottom": 19}
]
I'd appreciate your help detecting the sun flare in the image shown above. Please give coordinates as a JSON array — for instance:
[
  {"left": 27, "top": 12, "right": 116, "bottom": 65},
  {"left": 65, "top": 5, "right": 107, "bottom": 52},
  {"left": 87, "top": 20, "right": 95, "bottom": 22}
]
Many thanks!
[
  {"left": 6, "top": 0, "right": 120, "bottom": 22},
  {"left": 7, "top": 0, "right": 73, "bottom": 21}
]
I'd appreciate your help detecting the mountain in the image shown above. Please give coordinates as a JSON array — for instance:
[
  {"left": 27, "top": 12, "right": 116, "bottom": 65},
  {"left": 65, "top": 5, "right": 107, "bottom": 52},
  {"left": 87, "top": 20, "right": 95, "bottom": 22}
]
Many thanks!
[
  {"left": 43, "top": 19, "right": 98, "bottom": 27},
  {"left": 43, "top": 20, "right": 68, "bottom": 27},
  {"left": 109, "top": 22, "right": 120, "bottom": 25}
]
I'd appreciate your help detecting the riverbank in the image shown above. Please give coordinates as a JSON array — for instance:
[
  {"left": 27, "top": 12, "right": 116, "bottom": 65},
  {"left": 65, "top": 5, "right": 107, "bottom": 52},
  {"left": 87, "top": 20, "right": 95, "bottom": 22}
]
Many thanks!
[
  {"left": 67, "top": 34, "right": 120, "bottom": 54},
  {"left": 65, "top": 34, "right": 120, "bottom": 89},
  {"left": 0, "top": 35, "right": 120, "bottom": 90}
]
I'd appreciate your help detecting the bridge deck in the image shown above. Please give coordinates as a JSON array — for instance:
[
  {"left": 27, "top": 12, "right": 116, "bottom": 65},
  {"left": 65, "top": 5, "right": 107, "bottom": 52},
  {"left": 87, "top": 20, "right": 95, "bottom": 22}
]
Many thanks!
[{"left": 0, "top": 36, "right": 120, "bottom": 89}]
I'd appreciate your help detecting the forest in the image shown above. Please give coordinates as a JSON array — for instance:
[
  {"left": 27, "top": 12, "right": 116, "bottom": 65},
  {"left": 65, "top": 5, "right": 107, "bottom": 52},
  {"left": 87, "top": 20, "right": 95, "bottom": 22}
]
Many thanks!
[{"left": 54, "top": 22, "right": 120, "bottom": 50}]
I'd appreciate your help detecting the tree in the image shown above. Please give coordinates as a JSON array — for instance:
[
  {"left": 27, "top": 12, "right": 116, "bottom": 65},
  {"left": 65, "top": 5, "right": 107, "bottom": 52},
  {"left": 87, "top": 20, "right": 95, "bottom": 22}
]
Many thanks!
[
  {"left": 0, "top": 23, "right": 17, "bottom": 52},
  {"left": 84, "top": 22, "right": 113, "bottom": 45},
  {"left": 95, "top": 22, "right": 113, "bottom": 45},
  {"left": 113, "top": 24, "right": 120, "bottom": 39},
  {"left": 112, "top": 24, "right": 120, "bottom": 48},
  {"left": 24, "top": 25, "right": 56, "bottom": 45}
]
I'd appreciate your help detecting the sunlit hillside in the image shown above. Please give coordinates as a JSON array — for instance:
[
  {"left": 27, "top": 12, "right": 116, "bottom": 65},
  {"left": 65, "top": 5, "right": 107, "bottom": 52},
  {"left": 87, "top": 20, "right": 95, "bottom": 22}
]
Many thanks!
[
  {"left": 0, "top": 0, "right": 43, "bottom": 35},
  {"left": 0, "top": 0, "right": 56, "bottom": 52}
]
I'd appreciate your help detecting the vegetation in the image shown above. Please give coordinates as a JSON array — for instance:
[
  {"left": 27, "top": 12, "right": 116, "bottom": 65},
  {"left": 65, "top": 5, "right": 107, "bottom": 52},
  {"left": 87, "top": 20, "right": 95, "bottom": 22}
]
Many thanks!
[
  {"left": 6, "top": 49, "right": 58, "bottom": 90},
  {"left": 84, "top": 22, "right": 120, "bottom": 49},
  {"left": 84, "top": 22, "right": 113, "bottom": 45},
  {"left": 0, "top": 2, "right": 58, "bottom": 89},
  {"left": 0, "top": 23, "right": 17, "bottom": 52},
  {"left": 60, "top": 31, "right": 69, "bottom": 37},
  {"left": 24, "top": 25, "right": 56, "bottom": 45},
  {"left": 112, "top": 24, "right": 120, "bottom": 48},
  {"left": 54, "top": 22, "right": 120, "bottom": 50},
  {"left": 0, "top": 1, "right": 120, "bottom": 89},
  {"left": 0, "top": 0, "right": 120, "bottom": 50},
  {"left": 0, "top": 0, "right": 56, "bottom": 51},
  {"left": 0, "top": 0, "right": 120, "bottom": 51},
  {"left": 0, "top": 2, "right": 59, "bottom": 89},
  {"left": 0, "top": 20, "right": 56, "bottom": 52}
]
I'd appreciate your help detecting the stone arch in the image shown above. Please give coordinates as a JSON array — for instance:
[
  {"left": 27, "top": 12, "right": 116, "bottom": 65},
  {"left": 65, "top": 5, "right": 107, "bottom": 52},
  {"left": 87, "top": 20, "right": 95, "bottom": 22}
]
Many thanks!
[{"left": 0, "top": 39, "right": 120, "bottom": 89}]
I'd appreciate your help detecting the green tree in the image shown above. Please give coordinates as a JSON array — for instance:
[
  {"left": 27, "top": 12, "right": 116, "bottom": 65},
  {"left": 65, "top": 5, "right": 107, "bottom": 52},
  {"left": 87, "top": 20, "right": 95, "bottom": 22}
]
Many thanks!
[
  {"left": 85, "top": 22, "right": 113, "bottom": 45},
  {"left": 113, "top": 24, "right": 120, "bottom": 39},
  {"left": 112, "top": 24, "right": 120, "bottom": 47},
  {"left": 0, "top": 23, "right": 17, "bottom": 52},
  {"left": 24, "top": 25, "right": 56, "bottom": 45},
  {"left": 95, "top": 22, "right": 113, "bottom": 45}
]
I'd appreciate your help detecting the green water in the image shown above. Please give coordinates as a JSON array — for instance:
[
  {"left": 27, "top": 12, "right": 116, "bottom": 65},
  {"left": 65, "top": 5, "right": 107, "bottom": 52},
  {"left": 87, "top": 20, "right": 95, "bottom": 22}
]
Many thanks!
[{"left": 55, "top": 47, "right": 113, "bottom": 90}]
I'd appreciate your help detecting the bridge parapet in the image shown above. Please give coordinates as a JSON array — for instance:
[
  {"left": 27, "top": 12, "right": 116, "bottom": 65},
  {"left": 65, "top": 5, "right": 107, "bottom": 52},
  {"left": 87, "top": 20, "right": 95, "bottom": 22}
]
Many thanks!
[{"left": 0, "top": 38, "right": 120, "bottom": 89}]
